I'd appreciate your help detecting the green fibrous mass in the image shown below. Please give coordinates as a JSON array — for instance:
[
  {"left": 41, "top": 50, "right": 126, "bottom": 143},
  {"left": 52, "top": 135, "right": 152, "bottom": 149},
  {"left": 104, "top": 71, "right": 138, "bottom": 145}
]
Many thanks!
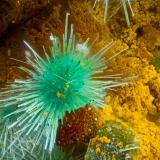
[{"left": 0, "top": 13, "right": 125, "bottom": 157}]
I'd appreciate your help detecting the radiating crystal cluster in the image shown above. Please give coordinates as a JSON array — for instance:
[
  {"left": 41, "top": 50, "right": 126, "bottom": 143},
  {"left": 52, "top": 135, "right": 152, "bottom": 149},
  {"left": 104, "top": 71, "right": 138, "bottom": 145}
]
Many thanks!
[{"left": 0, "top": 13, "right": 124, "bottom": 158}]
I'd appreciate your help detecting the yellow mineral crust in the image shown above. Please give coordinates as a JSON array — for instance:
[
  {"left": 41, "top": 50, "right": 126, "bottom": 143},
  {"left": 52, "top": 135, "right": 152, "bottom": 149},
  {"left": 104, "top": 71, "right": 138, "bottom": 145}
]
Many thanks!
[
  {"left": 107, "top": 81, "right": 157, "bottom": 117},
  {"left": 134, "top": 119, "right": 160, "bottom": 160},
  {"left": 107, "top": 0, "right": 160, "bottom": 56},
  {"left": 132, "top": 0, "right": 160, "bottom": 27},
  {"left": 101, "top": 52, "right": 160, "bottom": 159},
  {"left": 107, "top": 44, "right": 160, "bottom": 118},
  {"left": 110, "top": 55, "right": 157, "bottom": 84}
]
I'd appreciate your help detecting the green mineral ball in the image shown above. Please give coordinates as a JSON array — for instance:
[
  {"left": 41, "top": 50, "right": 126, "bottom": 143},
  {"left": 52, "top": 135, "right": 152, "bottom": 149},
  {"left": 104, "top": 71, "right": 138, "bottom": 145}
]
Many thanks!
[{"left": 85, "top": 121, "right": 139, "bottom": 160}]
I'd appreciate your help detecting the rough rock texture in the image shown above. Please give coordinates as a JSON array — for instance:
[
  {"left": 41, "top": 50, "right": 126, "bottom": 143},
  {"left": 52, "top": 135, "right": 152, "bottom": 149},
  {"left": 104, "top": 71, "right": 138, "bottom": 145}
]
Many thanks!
[
  {"left": 0, "top": 0, "right": 52, "bottom": 37},
  {"left": 0, "top": 0, "right": 60, "bottom": 83}
]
